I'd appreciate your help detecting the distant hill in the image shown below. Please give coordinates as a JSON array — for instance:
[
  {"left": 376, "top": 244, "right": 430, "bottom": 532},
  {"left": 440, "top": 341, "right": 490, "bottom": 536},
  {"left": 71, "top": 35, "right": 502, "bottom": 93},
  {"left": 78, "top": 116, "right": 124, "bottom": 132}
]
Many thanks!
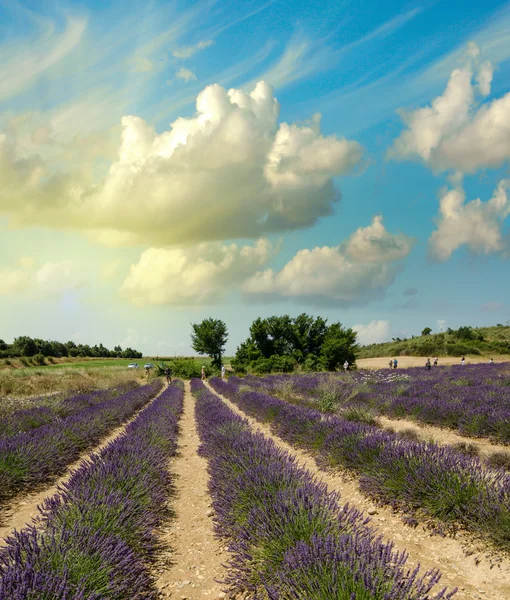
[{"left": 358, "top": 324, "right": 510, "bottom": 358}]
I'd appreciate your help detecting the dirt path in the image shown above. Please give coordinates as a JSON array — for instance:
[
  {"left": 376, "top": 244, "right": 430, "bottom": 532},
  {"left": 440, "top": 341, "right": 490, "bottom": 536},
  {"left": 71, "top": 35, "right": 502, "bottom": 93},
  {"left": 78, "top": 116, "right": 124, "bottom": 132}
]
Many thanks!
[
  {"left": 205, "top": 382, "right": 510, "bottom": 600},
  {"left": 155, "top": 381, "right": 228, "bottom": 599},
  {"left": 0, "top": 387, "right": 164, "bottom": 546},
  {"left": 378, "top": 415, "right": 510, "bottom": 459},
  {"left": 357, "top": 356, "right": 510, "bottom": 369}
]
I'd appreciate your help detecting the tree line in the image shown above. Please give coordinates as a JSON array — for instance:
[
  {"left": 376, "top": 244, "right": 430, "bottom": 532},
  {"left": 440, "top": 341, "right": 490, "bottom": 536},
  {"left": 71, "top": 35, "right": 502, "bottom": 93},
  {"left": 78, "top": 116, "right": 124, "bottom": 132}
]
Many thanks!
[
  {"left": 0, "top": 336, "right": 142, "bottom": 359},
  {"left": 191, "top": 314, "right": 358, "bottom": 374}
]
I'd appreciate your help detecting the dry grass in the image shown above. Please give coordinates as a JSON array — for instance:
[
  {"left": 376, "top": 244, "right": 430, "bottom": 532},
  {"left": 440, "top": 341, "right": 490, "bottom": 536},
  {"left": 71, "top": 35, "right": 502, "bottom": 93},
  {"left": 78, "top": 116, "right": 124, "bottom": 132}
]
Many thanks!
[{"left": 0, "top": 366, "right": 146, "bottom": 403}]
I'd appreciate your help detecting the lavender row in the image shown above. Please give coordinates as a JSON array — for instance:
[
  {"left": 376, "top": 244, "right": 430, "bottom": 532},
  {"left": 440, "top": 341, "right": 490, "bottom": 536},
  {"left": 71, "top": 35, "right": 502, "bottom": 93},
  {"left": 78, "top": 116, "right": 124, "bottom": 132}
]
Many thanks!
[
  {"left": 211, "top": 377, "right": 510, "bottom": 552},
  {"left": 0, "top": 382, "right": 139, "bottom": 438},
  {"left": 0, "top": 381, "right": 184, "bottom": 599},
  {"left": 0, "top": 379, "right": 163, "bottom": 512},
  {"left": 192, "top": 379, "right": 454, "bottom": 599},
  {"left": 244, "top": 364, "right": 510, "bottom": 443}
]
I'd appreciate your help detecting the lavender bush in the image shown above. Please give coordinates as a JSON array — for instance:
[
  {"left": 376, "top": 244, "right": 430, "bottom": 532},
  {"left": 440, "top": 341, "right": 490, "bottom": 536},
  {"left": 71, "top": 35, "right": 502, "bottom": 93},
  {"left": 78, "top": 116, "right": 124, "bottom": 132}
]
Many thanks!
[
  {"left": 193, "top": 379, "right": 455, "bottom": 599},
  {"left": 0, "top": 381, "right": 184, "bottom": 599},
  {"left": 0, "top": 379, "right": 162, "bottom": 515},
  {"left": 0, "top": 382, "right": 138, "bottom": 438},
  {"left": 210, "top": 377, "right": 510, "bottom": 552}
]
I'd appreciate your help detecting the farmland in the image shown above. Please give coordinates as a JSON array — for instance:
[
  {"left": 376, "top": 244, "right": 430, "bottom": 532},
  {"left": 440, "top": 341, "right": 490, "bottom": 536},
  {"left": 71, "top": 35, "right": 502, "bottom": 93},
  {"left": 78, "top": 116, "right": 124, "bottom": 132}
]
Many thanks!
[{"left": 1, "top": 364, "right": 510, "bottom": 598}]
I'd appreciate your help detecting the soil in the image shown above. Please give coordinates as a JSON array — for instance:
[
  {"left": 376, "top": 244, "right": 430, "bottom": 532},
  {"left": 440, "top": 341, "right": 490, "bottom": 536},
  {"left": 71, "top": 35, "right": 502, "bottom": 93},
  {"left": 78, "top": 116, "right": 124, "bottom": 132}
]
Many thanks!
[
  {"left": 205, "top": 382, "right": 510, "bottom": 600},
  {"left": 0, "top": 388, "right": 164, "bottom": 546},
  {"left": 155, "top": 381, "right": 228, "bottom": 599},
  {"left": 357, "top": 356, "right": 510, "bottom": 369},
  {"left": 378, "top": 415, "right": 510, "bottom": 459}
]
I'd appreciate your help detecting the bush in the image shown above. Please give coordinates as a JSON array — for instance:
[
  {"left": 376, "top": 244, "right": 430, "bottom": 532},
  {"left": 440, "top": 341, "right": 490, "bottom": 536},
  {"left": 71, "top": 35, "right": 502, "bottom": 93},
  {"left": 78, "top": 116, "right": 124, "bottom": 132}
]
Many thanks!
[
  {"left": 157, "top": 358, "right": 203, "bottom": 379},
  {"left": 32, "top": 353, "right": 47, "bottom": 366}
]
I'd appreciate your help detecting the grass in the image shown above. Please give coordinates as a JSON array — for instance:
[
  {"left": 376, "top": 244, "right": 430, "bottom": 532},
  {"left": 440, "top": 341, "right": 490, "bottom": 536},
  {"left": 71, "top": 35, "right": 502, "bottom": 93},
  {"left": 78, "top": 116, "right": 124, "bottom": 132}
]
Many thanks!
[{"left": 0, "top": 355, "right": 233, "bottom": 371}]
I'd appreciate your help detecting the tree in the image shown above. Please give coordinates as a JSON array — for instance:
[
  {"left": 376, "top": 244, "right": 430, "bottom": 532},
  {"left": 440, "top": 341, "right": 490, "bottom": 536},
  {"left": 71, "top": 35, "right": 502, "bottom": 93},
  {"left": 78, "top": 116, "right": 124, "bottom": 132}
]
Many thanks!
[
  {"left": 320, "top": 323, "right": 358, "bottom": 370},
  {"left": 191, "top": 318, "right": 228, "bottom": 370},
  {"left": 421, "top": 327, "right": 432, "bottom": 336},
  {"left": 232, "top": 314, "right": 358, "bottom": 373}
]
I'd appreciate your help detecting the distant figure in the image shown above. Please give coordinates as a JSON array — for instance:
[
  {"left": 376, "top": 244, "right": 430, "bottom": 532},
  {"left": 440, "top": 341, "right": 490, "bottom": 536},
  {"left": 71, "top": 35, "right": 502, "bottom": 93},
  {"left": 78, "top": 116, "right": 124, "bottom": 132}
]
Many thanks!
[
  {"left": 460, "top": 356, "right": 466, "bottom": 366},
  {"left": 145, "top": 367, "right": 150, "bottom": 378},
  {"left": 488, "top": 358, "right": 494, "bottom": 364},
  {"left": 425, "top": 358, "right": 431, "bottom": 371},
  {"left": 221, "top": 365, "right": 226, "bottom": 380},
  {"left": 389, "top": 359, "right": 393, "bottom": 369},
  {"left": 164, "top": 367, "right": 172, "bottom": 384},
  {"left": 201, "top": 365, "right": 207, "bottom": 381},
  {"left": 393, "top": 358, "right": 398, "bottom": 369},
  {"left": 343, "top": 360, "right": 349, "bottom": 371},
  {"left": 433, "top": 357, "right": 438, "bottom": 367}
]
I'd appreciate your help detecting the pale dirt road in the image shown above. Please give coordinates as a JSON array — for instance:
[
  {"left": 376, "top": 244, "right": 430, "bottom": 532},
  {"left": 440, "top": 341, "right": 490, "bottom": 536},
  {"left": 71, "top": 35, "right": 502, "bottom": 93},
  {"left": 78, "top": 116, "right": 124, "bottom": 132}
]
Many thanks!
[
  {"left": 357, "top": 356, "right": 510, "bottom": 369},
  {"left": 155, "top": 381, "right": 228, "bottom": 599},
  {"left": 0, "top": 389, "right": 163, "bottom": 546},
  {"left": 378, "top": 415, "right": 510, "bottom": 458},
  {"left": 205, "top": 382, "right": 510, "bottom": 600}
]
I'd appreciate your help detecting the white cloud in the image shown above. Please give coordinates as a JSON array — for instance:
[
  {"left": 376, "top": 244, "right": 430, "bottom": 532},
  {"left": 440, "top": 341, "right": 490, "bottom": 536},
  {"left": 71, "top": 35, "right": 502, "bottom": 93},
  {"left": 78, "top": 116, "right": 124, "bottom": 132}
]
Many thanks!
[
  {"left": 0, "top": 14, "right": 87, "bottom": 102},
  {"left": 243, "top": 217, "right": 413, "bottom": 306},
  {"left": 429, "top": 180, "right": 509, "bottom": 261},
  {"left": 436, "top": 319, "right": 447, "bottom": 332},
  {"left": 121, "top": 328, "right": 141, "bottom": 348},
  {"left": 0, "top": 268, "right": 30, "bottom": 295},
  {"left": 175, "top": 67, "right": 197, "bottom": 82},
  {"left": 389, "top": 42, "right": 510, "bottom": 173},
  {"left": 172, "top": 39, "right": 214, "bottom": 59},
  {"left": 0, "top": 259, "right": 85, "bottom": 297},
  {"left": 353, "top": 320, "right": 391, "bottom": 345},
  {"left": 36, "top": 260, "right": 85, "bottom": 296},
  {"left": 0, "top": 81, "right": 363, "bottom": 246},
  {"left": 342, "top": 215, "right": 414, "bottom": 262},
  {"left": 121, "top": 239, "right": 272, "bottom": 306}
]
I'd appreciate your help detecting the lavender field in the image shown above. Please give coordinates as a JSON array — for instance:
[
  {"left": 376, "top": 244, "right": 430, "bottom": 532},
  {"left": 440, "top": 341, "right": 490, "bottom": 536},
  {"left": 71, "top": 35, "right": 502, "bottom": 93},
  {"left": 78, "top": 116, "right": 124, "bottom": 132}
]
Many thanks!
[
  {"left": 211, "top": 369, "right": 510, "bottom": 553},
  {"left": 241, "top": 363, "right": 510, "bottom": 443}
]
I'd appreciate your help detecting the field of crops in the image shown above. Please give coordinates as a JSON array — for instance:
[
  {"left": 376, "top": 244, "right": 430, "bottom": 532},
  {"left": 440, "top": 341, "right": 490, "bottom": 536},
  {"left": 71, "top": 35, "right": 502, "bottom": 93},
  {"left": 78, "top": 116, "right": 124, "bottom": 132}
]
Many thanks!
[{"left": 1, "top": 364, "right": 510, "bottom": 598}]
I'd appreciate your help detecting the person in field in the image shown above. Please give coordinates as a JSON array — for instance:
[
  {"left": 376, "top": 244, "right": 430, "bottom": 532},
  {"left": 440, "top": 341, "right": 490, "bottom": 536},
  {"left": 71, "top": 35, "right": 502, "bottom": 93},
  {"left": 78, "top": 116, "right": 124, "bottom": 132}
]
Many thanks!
[
  {"left": 393, "top": 358, "right": 398, "bottom": 369},
  {"left": 488, "top": 358, "right": 494, "bottom": 364},
  {"left": 433, "top": 357, "right": 438, "bottom": 366},
  {"left": 343, "top": 360, "right": 349, "bottom": 371},
  {"left": 201, "top": 365, "right": 207, "bottom": 381},
  {"left": 164, "top": 367, "right": 172, "bottom": 384},
  {"left": 460, "top": 356, "right": 466, "bottom": 366},
  {"left": 425, "top": 358, "right": 431, "bottom": 371},
  {"left": 221, "top": 365, "right": 226, "bottom": 380},
  {"left": 389, "top": 359, "right": 393, "bottom": 369}
]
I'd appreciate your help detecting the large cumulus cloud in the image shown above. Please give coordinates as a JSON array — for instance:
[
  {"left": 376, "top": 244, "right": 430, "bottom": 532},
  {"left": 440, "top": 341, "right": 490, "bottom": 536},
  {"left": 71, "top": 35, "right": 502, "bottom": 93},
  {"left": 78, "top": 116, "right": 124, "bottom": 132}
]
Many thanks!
[
  {"left": 242, "top": 216, "right": 414, "bottom": 307},
  {"left": 429, "top": 180, "right": 509, "bottom": 260},
  {"left": 0, "top": 82, "right": 363, "bottom": 245},
  {"left": 120, "top": 239, "right": 273, "bottom": 306},
  {"left": 389, "top": 42, "right": 510, "bottom": 173}
]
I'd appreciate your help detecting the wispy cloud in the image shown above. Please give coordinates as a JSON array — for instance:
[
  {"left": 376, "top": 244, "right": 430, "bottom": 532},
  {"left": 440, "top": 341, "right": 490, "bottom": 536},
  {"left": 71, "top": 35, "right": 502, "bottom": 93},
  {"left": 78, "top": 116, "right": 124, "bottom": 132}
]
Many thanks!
[
  {"left": 0, "top": 13, "right": 87, "bottom": 102},
  {"left": 175, "top": 67, "right": 197, "bottom": 82},
  {"left": 172, "top": 39, "right": 214, "bottom": 59}
]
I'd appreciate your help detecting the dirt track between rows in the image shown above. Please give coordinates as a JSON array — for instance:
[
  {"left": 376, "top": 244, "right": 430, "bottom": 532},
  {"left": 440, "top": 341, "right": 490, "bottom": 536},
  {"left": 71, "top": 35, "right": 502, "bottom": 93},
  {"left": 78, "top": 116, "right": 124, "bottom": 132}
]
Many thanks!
[{"left": 155, "top": 381, "right": 228, "bottom": 599}]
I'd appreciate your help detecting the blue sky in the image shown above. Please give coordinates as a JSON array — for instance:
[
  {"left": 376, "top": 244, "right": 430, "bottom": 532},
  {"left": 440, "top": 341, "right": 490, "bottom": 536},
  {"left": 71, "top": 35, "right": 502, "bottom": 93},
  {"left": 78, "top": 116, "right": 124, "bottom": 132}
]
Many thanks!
[{"left": 1, "top": 0, "right": 509, "bottom": 355}]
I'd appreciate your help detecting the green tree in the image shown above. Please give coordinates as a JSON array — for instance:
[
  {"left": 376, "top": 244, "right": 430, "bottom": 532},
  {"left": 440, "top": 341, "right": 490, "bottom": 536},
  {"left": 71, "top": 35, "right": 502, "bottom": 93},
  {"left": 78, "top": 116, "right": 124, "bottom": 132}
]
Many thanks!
[
  {"left": 191, "top": 318, "right": 228, "bottom": 370},
  {"left": 421, "top": 327, "right": 432, "bottom": 336},
  {"left": 320, "top": 323, "right": 358, "bottom": 370},
  {"left": 12, "top": 336, "right": 37, "bottom": 357}
]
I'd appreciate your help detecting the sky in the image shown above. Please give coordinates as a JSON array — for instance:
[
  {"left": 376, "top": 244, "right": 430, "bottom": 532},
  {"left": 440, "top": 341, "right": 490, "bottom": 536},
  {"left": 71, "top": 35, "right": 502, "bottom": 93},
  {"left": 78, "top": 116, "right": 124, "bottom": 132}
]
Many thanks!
[{"left": 1, "top": 0, "right": 510, "bottom": 356}]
